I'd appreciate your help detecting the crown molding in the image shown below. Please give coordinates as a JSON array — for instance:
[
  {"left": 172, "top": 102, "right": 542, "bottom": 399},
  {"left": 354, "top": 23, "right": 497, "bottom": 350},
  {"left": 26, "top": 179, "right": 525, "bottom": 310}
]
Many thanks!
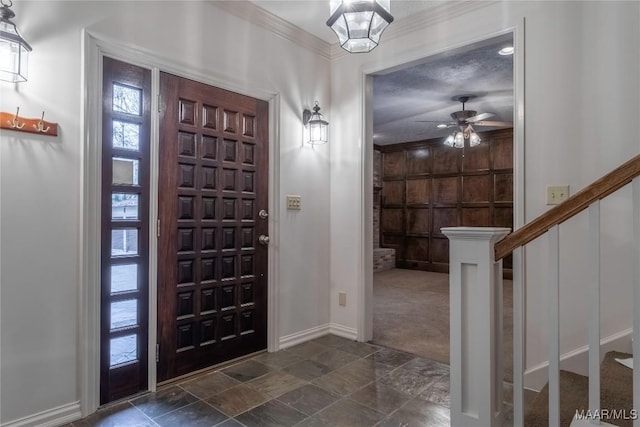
[
  {"left": 384, "top": 0, "right": 500, "bottom": 42},
  {"left": 210, "top": 1, "right": 332, "bottom": 60},
  {"left": 210, "top": 1, "right": 498, "bottom": 62}
]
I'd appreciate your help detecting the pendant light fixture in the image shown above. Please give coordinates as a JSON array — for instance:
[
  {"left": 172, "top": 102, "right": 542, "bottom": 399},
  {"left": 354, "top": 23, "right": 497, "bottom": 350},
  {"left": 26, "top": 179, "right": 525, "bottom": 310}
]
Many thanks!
[
  {"left": 326, "top": 0, "right": 394, "bottom": 53},
  {"left": 0, "top": 0, "right": 31, "bottom": 83}
]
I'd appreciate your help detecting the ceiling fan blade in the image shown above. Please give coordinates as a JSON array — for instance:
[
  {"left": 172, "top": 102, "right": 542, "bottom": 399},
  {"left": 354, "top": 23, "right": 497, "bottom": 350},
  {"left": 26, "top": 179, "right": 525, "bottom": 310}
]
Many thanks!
[
  {"left": 416, "top": 121, "right": 457, "bottom": 130},
  {"left": 472, "top": 120, "right": 513, "bottom": 127},
  {"left": 466, "top": 112, "right": 495, "bottom": 122}
]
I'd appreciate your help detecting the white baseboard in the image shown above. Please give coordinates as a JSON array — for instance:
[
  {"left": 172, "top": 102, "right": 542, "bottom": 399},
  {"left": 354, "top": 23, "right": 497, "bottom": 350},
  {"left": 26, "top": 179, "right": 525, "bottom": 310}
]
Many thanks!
[
  {"left": 2, "top": 401, "right": 81, "bottom": 427},
  {"left": 278, "top": 323, "right": 359, "bottom": 350},
  {"left": 328, "top": 323, "right": 358, "bottom": 340},
  {"left": 278, "top": 324, "right": 331, "bottom": 349},
  {"left": 524, "top": 328, "right": 633, "bottom": 391}
]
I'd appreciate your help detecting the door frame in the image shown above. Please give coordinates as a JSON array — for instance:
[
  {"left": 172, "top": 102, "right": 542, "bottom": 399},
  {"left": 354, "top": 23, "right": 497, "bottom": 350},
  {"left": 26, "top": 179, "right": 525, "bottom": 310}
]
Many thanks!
[
  {"left": 357, "top": 22, "right": 526, "bottom": 344},
  {"left": 80, "top": 31, "right": 281, "bottom": 417}
]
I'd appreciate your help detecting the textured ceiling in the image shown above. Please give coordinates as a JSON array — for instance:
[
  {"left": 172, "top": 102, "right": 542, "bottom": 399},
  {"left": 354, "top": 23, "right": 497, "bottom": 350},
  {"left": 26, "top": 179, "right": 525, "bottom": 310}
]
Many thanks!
[
  {"left": 372, "top": 32, "right": 514, "bottom": 145},
  {"left": 247, "top": 1, "right": 514, "bottom": 146}
]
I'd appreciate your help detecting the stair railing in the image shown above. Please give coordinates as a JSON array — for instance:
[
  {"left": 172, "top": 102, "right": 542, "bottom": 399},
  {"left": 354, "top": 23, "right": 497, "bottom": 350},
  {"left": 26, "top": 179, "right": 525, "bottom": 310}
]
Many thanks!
[{"left": 443, "top": 154, "right": 640, "bottom": 427}]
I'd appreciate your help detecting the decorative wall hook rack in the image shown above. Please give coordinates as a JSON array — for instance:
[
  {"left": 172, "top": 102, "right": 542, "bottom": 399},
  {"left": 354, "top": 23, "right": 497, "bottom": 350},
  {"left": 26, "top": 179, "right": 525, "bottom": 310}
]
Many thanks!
[{"left": 0, "top": 107, "right": 58, "bottom": 136}]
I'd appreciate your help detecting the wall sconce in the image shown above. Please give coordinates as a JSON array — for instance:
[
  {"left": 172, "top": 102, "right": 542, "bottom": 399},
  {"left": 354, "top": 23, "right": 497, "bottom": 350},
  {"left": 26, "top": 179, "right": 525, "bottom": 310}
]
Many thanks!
[
  {"left": 0, "top": 0, "right": 31, "bottom": 83},
  {"left": 302, "top": 101, "right": 328, "bottom": 145}
]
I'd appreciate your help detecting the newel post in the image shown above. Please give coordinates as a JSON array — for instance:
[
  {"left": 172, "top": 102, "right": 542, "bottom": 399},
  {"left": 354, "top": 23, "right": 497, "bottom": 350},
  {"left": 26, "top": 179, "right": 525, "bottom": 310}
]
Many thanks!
[{"left": 442, "top": 227, "right": 511, "bottom": 427}]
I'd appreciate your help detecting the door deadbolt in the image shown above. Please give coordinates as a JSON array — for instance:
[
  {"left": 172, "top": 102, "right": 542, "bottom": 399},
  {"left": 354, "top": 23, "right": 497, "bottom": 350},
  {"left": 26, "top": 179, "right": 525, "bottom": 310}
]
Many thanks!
[{"left": 259, "top": 209, "right": 268, "bottom": 219}]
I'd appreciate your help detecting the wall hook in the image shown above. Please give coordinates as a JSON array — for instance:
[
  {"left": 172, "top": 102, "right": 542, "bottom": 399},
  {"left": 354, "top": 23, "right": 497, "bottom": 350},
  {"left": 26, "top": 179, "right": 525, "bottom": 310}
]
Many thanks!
[
  {"left": 33, "top": 111, "right": 50, "bottom": 133},
  {"left": 8, "top": 107, "right": 25, "bottom": 129}
]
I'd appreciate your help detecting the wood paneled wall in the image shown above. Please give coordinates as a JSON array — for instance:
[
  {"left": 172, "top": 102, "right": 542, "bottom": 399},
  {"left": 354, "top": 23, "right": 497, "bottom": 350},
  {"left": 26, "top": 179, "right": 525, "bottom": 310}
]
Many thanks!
[{"left": 378, "top": 128, "right": 513, "bottom": 272}]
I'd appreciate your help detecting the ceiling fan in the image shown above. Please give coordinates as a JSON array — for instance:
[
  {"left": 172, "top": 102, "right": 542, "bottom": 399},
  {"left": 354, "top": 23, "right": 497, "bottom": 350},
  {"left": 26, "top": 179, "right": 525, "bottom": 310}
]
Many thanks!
[
  {"left": 422, "top": 94, "right": 512, "bottom": 128},
  {"left": 418, "top": 94, "right": 512, "bottom": 148}
]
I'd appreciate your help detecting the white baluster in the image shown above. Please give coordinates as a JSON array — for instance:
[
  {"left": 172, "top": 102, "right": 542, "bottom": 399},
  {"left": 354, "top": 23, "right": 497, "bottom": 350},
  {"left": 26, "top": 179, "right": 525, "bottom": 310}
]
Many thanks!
[
  {"left": 512, "top": 246, "right": 525, "bottom": 426},
  {"left": 548, "top": 225, "right": 560, "bottom": 427},
  {"left": 633, "top": 177, "right": 640, "bottom": 427},
  {"left": 588, "top": 202, "right": 601, "bottom": 422}
]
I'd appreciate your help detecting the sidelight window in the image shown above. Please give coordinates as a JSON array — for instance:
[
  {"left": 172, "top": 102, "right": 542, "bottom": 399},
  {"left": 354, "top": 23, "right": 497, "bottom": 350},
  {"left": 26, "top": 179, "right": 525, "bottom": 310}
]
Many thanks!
[{"left": 100, "top": 57, "right": 150, "bottom": 403}]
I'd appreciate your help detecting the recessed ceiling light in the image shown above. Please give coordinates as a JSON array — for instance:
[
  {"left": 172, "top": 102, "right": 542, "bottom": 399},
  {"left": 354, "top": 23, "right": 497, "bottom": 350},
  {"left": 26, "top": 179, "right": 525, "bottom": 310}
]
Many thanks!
[
  {"left": 498, "top": 46, "right": 514, "bottom": 56},
  {"left": 436, "top": 124, "right": 448, "bottom": 129}
]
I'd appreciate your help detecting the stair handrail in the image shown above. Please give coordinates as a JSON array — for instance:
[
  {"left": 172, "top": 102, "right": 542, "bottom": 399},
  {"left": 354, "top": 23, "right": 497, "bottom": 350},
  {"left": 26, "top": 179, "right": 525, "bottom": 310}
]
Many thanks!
[{"left": 495, "top": 153, "right": 640, "bottom": 261}]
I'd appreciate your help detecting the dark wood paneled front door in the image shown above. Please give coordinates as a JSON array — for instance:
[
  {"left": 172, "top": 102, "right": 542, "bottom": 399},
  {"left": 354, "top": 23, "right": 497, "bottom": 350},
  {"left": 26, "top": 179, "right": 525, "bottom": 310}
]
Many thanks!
[{"left": 157, "top": 73, "right": 268, "bottom": 382}]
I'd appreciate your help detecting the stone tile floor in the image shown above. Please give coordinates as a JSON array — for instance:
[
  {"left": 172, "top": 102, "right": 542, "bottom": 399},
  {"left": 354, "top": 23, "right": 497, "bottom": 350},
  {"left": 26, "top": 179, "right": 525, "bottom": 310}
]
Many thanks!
[{"left": 66, "top": 335, "right": 521, "bottom": 426}]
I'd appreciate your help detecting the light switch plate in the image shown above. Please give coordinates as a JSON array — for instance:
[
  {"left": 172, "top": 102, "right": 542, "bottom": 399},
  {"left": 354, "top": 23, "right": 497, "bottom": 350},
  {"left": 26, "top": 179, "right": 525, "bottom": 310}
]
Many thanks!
[
  {"left": 338, "top": 292, "right": 347, "bottom": 306},
  {"left": 546, "top": 185, "right": 570, "bottom": 205},
  {"left": 287, "top": 195, "right": 301, "bottom": 210}
]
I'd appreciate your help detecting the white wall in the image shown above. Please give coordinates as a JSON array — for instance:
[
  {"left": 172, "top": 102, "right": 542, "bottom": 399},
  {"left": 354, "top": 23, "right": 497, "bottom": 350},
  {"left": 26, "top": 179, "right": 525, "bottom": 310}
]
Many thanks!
[
  {"left": 329, "top": 0, "right": 640, "bottom": 386},
  {"left": 0, "top": 1, "right": 330, "bottom": 424}
]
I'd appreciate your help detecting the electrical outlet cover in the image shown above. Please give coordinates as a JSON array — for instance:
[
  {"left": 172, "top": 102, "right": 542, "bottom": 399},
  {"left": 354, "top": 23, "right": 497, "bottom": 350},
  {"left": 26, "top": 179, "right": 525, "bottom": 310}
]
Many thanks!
[{"left": 338, "top": 292, "right": 347, "bottom": 306}]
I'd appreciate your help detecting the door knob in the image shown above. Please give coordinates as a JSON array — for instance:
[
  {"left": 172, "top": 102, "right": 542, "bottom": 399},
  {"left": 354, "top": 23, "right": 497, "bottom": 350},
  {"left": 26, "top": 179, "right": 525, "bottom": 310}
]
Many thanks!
[{"left": 258, "top": 235, "right": 270, "bottom": 245}]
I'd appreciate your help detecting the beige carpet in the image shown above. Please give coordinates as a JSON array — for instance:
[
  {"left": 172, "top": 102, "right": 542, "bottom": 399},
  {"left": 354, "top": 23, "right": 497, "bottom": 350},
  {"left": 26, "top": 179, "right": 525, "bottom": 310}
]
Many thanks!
[{"left": 372, "top": 268, "right": 513, "bottom": 382}]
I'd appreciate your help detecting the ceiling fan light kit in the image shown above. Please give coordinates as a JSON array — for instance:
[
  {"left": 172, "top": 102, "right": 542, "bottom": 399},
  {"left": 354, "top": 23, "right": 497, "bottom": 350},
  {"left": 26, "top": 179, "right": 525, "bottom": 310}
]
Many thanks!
[
  {"left": 415, "top": 94, "right": 512, "bottom": 149},
  {"left": 444, "top": 132, "right": 463, "bottom": 149},
  {"left": 440, "top": 94, "right": 503, "bottom": 149},
  {"left": 444, "top": 125, "right": 481, "bottom": 149},
  {"left": 326, "top": 0, "right": 394, "bottom": 53}
]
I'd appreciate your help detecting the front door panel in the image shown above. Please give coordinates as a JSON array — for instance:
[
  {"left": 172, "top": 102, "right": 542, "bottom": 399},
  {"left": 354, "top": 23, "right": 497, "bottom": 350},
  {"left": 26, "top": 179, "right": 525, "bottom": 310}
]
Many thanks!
[{"left": 157, "top": 73, "right": 268, "bottom": 381}]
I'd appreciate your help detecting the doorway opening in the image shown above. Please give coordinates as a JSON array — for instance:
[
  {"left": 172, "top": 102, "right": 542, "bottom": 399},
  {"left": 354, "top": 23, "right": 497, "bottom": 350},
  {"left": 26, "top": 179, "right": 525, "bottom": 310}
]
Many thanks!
[{"left": 367, "top": 32, "right": 516, "bottom": 379}]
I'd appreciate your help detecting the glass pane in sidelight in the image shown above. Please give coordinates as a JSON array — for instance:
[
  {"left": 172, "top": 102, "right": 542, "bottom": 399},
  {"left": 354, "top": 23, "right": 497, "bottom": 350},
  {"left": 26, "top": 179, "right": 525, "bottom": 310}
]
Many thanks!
[
  {"left": 112, "top": 193, "right": 139, "bottom": 220},
  {"left": 113, "top": 84, "right": 142, "bottom": 116},
  {"left": 110, "top": 334, "right": 137, "bottom": 366},
  {"left": 112, "top": 120, "right": 140, "bottom": 150},
  {"left": 110, "top": 264, "right": 138, "bottom": 293},
  {"left": 110, "top": 299, "right": 138, "bottom": 330},
  {"left": 112, "top": 158, "right": 139, "bottom": 185},
  {"left": 111, "top": 228, "right": 138, "bottom": 257}
]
